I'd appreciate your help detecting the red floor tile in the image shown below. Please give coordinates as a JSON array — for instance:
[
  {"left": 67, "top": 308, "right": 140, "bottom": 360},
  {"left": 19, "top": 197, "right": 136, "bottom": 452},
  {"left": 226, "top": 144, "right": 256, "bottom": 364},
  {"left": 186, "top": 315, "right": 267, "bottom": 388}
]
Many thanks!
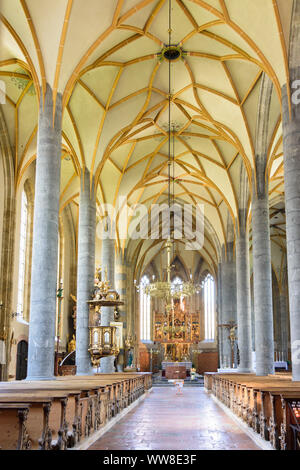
[{"left": 88, "top": 387, "right": 261, "bottom": 451}]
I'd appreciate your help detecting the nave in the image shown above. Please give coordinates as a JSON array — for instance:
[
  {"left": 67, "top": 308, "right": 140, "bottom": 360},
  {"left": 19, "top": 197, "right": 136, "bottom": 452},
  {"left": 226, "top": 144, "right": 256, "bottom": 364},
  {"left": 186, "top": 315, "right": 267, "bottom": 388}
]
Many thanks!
[
  {"left": 88, "top": 387, "right": 261, "bottom": 451},
  {"left": 2, "top": 0, "right": 300, "bottom": 453}
]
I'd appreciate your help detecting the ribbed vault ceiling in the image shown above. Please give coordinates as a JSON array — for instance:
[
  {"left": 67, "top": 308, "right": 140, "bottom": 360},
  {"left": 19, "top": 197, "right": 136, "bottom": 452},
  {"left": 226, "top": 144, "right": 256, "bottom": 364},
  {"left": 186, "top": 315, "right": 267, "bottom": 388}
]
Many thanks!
[{"left": 0, "top": 0, "right": 292, "bottom": 274}]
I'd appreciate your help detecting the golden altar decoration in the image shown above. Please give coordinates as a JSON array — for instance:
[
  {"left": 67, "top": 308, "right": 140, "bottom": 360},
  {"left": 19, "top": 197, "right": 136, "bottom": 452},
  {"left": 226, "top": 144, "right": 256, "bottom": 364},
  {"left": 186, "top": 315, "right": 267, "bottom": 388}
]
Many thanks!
[
  {"left": 154, "top": 298, "right": 200, "bottom": 362},
  {"left": 87, "top": 268, "right": 124, "bottom": 367}
]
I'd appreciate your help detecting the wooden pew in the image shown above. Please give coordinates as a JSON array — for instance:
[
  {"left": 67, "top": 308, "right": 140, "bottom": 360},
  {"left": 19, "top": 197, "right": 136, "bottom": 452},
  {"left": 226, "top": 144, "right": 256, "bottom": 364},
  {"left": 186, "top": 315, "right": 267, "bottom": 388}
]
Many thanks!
[
  {"left": 280, "top": 393, "right": 300, "bottom": 450},
  {"left": 0, "top": 403, "right": 31, "bottom": 450},
  {"left": 0, "top": 381, "right": 111, "bottom": 447},
  {"left": 0, "top": 373, "right": 150, "bottom": 450},
  {"left": 0, "top": 389, "right": 81, "bottom": 449},
  {"left": 209, "top": 372, "right": 300, "bottom": 450}
]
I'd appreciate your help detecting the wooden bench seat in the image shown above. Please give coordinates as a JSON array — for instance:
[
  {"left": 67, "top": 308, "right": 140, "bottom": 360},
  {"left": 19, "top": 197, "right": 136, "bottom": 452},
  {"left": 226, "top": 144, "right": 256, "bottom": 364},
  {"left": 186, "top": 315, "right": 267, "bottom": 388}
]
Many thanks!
[
  {"left": 0, "top": 403, "right": 31, "bottom": 450},
  {"left": 209, "top": 372, "right": 300, "bottom": 450},
  {"left": 0, "top": 383, "right": 111, "bottom": 442},
  {"left": 0, "top": 373, "right": 151, "bottom": 450},
  {"left": 0, "top": 390, "right": 81, "bottom": 450}
]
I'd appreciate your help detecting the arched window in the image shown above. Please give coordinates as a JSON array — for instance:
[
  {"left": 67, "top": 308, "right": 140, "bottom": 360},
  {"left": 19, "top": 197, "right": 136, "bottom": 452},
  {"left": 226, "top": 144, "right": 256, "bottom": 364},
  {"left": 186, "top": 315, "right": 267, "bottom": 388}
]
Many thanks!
[
  {"left": 17, "top": 191, "right": 28, "bottom": 318},
  {"left": 140, "top": 275, "right": 151, "bottom": 341},
  {"left": 204, "top": 274, "right": 215, "bottom": 340}
]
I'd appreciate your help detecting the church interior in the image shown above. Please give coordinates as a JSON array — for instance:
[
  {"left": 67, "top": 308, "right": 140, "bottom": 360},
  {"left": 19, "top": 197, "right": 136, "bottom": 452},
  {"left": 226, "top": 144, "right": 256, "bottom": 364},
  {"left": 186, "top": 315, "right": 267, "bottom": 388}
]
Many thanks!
[{"left": 0, "top": 0, "right": 300, "bottom": 452}]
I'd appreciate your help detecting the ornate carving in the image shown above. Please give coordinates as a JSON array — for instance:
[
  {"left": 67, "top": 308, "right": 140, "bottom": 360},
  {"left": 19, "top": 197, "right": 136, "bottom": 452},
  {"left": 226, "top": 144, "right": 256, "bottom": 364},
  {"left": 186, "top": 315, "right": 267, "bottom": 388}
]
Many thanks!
[
  {"left": 38, "top": 403, "right": 52, "bottom": 450},
  {"left": 259, "top": 411, "right": 269, "bottom": 441},
  {"left": 94, "top": 392, "right": 101, "bottom": 431},
  {"left": 51, "top": 398, "right": 68, "bottom": 450},
  {"left": 268, "top": 394, "right": 280, "bottom": 450},
  {"left": 84, "top": 396, "right": 94, "bottom": 437},
  {"left": 280, "top": 422, "right": 287, "bottom": 451},
  {"left": 252, "top": 391, "right": 260, "bottom": 433},
  {"left": 268, "top": 416, "right": 279, "bottom": 450},
  {"left": 17, "top": 408, "right": 32, "bottom": 450}
]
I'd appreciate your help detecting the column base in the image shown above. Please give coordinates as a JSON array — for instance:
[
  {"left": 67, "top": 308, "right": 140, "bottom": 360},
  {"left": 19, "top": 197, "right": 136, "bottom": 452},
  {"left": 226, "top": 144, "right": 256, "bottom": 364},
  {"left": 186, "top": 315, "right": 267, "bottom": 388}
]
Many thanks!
[
  {"left": 238, "top": 368, "right": 255, "bottom": 374},
  {"left": 25, "top": 376, "right": 56, "bottom": 381}
]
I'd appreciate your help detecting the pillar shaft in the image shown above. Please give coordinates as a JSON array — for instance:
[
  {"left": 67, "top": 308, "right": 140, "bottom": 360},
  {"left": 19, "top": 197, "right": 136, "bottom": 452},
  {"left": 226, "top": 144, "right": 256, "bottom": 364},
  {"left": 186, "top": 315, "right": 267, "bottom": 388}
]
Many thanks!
[
  {"left": 280, "top": 293, "right": 289, "bottom": 362},
  {"left": 236, "top": 230, "right": 253, "bottom": 372},
  {"left": 220, "top": 252, "right": 237, "bottom": 368},
  {"left": 76, "top": 170, "right": 96, "bottom": 376},
  {"left": 100, "top": 237, "right": 115, "bottom": 373},
  {"left": 27, "top": 85, "right": 62, "bottom": 380},
  {"left": 282, "top": 83, "right": 300, "bottom": 380},
  {"left": 115, "top": 257, "right": 127, "bottom": 371},
  {"left": 252, "top": 193, "right": 274, "bottom": 375},
  {"left": 217, "top": 264, "right": 223, "bottom": 368}
]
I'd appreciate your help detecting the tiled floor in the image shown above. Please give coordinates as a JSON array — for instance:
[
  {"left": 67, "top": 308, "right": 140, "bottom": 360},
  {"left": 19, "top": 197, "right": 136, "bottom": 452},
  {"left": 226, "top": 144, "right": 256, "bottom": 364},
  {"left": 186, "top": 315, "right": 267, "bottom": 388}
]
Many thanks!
[{"left": 88, "top": 387, "right": 261, "bottom": 451}]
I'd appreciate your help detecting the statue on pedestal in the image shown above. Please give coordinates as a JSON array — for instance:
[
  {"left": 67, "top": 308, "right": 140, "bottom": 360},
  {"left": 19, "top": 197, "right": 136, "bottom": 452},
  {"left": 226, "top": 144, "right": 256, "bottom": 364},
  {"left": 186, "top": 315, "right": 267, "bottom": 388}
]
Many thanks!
[{"left": 67, "top": 334, "right": 76, "bottom": 354}]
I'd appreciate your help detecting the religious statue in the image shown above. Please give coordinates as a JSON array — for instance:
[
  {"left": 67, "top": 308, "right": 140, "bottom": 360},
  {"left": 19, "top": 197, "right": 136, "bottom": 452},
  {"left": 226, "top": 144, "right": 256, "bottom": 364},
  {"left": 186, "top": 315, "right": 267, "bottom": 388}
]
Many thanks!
[
  {"left": 127, "top": 348, "right": 133, "bottom": 367},
  {"left": 68, "top": 334, "right": 76, "bottom": 354},
  {"left": 70, "top": 294, "right": 77, "bottom": 330},
  {"left": 114, "top": 307, "right": 120, "bottom": 321},
  {"left": 229, "top": 326, "right": 237, "bottom": 344}
]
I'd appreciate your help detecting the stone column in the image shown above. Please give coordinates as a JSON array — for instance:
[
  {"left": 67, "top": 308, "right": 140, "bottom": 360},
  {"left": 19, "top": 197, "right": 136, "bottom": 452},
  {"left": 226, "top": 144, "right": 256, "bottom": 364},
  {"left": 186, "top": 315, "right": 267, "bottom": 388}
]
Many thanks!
[
  {"left": 236, "top": 226, "right": 253, "bottom": 372},
  {"left": 100, "top": 236, "right": 116, "bottom": 373},
  {"left": 0, "top": 106, "right": 15, "bottom": 381},
  {"left": 251, "top": 283, "right": 255, "bottom": 351},
  {"left": 217, "top": 263, "right": 223, "bottom": 368},
  {"left": 273, "top": 276, "right": 283, "bottom": 361},
  {"left": 277, "top": 0, "right": 300, "bottom": 380},
  {"left": 220, "top": 244, "right": 237, "bottom": 369},
  {"left": 252, "top": 191, "right": 275, "bottom": 376},
  {"left": 76, "top": 169, "right": 96, "bottom": 376},
  {"left": 27, "top": 85, "right": 62, "bottom": 380},
  {"left": 280, "top": 291, "right": 289, "bottom": 362},
  {"left": 115, "top": 255, "right": 127, "bottom": 371}
]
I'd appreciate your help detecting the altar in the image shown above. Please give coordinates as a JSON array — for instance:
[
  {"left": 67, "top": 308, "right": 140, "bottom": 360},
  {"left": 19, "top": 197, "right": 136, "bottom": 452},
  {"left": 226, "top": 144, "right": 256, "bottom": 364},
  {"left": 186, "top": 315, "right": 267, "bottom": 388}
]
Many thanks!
[
  {"left": 162, "top": 361, "right": 192, "bottom": 379},
  {"left": 153, "top": 299, "right": 200, "bottom": 372}
]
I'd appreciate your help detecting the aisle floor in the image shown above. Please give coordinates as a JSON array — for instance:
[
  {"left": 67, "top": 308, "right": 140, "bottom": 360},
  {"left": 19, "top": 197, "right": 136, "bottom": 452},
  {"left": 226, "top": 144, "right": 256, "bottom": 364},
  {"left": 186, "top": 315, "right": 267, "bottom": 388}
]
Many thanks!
[{"left": 88, "top": 387, "right": 261, "bottom": 451}]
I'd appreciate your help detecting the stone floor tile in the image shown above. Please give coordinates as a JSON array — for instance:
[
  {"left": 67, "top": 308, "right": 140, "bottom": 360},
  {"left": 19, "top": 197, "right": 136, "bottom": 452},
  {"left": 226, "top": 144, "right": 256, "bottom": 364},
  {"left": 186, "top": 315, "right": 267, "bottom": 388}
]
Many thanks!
[{"left": 88, "top": 388, "right": 261, "bottom": 451}]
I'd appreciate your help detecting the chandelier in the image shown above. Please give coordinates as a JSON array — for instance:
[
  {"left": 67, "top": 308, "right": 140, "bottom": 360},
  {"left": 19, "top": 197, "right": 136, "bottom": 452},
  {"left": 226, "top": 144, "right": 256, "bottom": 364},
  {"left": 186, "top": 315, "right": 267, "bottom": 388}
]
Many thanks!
[
  {"left": 139, "top": 0, "right": 197, "bottom": 306},
  {"left": 143, "top": 239, "right": 196, "bottom": 302}
]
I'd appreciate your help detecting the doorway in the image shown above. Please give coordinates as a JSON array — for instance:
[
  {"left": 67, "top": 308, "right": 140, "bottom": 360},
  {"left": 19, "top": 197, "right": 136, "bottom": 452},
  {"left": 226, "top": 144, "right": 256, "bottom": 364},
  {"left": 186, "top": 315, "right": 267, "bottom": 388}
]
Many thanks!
[{"left": 16, "top": 340, "right": 28, "bottom": 380}]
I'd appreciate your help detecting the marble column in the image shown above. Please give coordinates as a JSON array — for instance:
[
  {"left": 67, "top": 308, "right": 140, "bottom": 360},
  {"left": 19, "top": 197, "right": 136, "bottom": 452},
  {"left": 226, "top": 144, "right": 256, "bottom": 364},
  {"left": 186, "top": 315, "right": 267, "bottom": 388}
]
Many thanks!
[
  {"left": 252, "top": 191, "right": 275, "bottom": 376},
  {"left": 282, "top": 60, "right": 300, "bottom": 379},
  {"left": 236, "top": 226, "right": 253, "bottom": 372},
  {"left": 0, "top": 106, "right": 15, "bottom": 381},
  {"left": 217, "top": 263, "right": 223, "bottom": 368},
  {"left": 115, "top": 255, "right": 127, "bottom": 371},
  {"left": 100, "top": 236, "right": 116, "bottom": 373},
  {"left": 27, "top": 84, "right": 62, "bottom": 380},
  {"left": 280, "top": 291, "right": 289, "bottom": 362},
  {"left": 273, "top": 0, "right": 300, "bottom": 380},
  {"left": 220, "top": 244, "right": 237, "bottom": 369},
  {"left": 251, "top": 283, "right": 255, "bottom": 352},
  {"left": 76, "top": 169, "right": 96, "bottom": 376}
]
